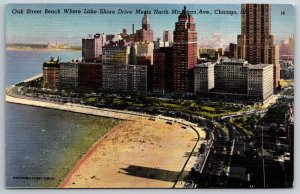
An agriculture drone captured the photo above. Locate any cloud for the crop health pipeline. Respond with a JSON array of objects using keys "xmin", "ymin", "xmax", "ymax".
[{"xmin": 200, "ymin": 33, "xmax": 226, "ymax": 48}]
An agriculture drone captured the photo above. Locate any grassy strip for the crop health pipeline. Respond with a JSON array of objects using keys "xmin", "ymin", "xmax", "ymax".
[
  {"xmin": 229, "ymin": 119, "xmax": 254, "ymax": 138},
  {"xmin": 85, "ymin": 97, "xmax": 97, "ymax": 102}
]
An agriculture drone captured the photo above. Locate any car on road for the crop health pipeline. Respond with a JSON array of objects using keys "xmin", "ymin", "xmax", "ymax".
[
  {"xmin": 149, "ymin": 117, "xmax": 156, "ymax": 121},
  {"xmin": 166, "ymin": 121, "xmax": 173, "ymax": 125}
]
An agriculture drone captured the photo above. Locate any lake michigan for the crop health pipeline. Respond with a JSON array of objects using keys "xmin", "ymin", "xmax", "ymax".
[{"xmin": 5, "ymin": 50, "xmax": 120, "ymax": 187}]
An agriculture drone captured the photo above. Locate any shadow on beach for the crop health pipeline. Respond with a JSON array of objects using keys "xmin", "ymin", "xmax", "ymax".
[{"xmin": 120, "ymin": 165, "xmax": 188, "ymax": 182}]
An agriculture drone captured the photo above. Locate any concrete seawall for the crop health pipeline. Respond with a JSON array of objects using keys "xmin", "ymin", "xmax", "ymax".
[
  {"xmin": 6, "ymin": 94, "xmax": 145, "ymax": 121},
  {"xmin": 6, "ymin": 72, "xmax": 146, "ymax": 121}
]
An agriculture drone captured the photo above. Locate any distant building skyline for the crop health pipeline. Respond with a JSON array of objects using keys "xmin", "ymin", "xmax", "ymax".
[
  {"xmin": 6, "ymin": 4, "xmax": 294, "ymax": 46},
  {"xmin": 40, "ymin": 5, "xmax": 286, "ymax": 101}
]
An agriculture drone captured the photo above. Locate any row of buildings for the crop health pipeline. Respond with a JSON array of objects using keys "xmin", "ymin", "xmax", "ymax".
[
  {"xmin": 43, "ymin": 4, "xmax": 282, "ymax": 102},
  {"xmin": 43, "ymin": 58, "xmax": 148, "ymax": 92},
  {"xmin": 194, "ymin": 59, "xmax": 274, "ymax": 102},
  {"xmin": 42, "ymin": 56, "xmax": 275, "ymax": 102}
]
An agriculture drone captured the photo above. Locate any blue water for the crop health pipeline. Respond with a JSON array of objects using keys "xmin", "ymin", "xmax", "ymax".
[
  {"xmin": 6, "ymin": 50, "xmax": 80, "ymax": 86},
  {"xmin": 5, "ymin": 50, "xmax": 115, "ymax": 188},
  {"xmin": 6, "ymin": 103, "xmax": 117, "ymax": 187}
]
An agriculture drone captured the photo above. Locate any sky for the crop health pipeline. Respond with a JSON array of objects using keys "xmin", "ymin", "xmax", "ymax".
[{"xmin": 6, "ymin": 4, "xmax": 295, "ymax": 46}]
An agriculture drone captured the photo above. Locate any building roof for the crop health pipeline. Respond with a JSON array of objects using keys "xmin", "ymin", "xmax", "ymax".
[
  {"xmin": 247, "ymin": 64, "xmax": 273, "ymax": 69},
  {"xmin": 216, "ymin": 58, "xmax": 274, "ymax": 70},
  {"xmin": 222, "ymin": 58, "xmax": 247, "ymax": 64},
  {"xmin": 195, "ymin": 62, "xmax": 215, "ymax": 67},
  {"xmin": 43, "ymin": 57, "xmax": 60, "ymax": 67},
  {"xmin": 43, "ymin": 62, "xmax": 59, "ymax": 68},
  {"xmin": 142, "ymin": 13, "xmax": 150, "ymax": 24},
  {"xmin": 179, "ymin": 6, "xmax": 189, "ymax": 18},
  {"xmin": 82, "ymin": 33, "xmax": 105, "ymax": 40},
  {"xmin": 178, "ymin": 6, "xmax": 194, "ymax": 20}
]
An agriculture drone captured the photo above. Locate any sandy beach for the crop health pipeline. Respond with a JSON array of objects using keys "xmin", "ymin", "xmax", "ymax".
[
  {"xmin": 6, "ymin": 78, "xmax": 206, "ymax": 188},
  {"xmin": 7, "ymin": 93, "xmax": 205, "ymax": 188},
  {"xmin": 60, "ymin": 118, "xmax": 201, "ymax": 188}
]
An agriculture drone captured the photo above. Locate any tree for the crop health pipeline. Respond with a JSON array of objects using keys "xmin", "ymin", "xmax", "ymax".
[
  {"xmin": 266, "ymin": 104, "xmax": 289, "ymax": 125},
  {"xmin": 247, "ymin": 116, "xmax": 257, "ymax": 130},
  {"xmin": 189, "ymin": 167, "xmax": 200, "ymax": 183}
]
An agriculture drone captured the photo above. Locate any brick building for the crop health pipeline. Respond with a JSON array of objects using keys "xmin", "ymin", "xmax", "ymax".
[{"xmin": 173, "ymin": 6, "xmax": 198, "ymax": 93}]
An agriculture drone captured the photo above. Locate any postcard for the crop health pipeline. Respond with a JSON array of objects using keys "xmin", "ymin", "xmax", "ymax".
[{"xmin": 5, "ymin": 3, "xmax": 294, "ymax": 188}]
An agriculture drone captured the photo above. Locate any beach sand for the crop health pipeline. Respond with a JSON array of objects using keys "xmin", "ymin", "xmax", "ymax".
[
  {"xmin": 60, "ymin": 118, "xmax": 200, "ymax": 188},
  {"xmin": 7, "ymin": 85, "xmax": 204, "ymax": 188}
]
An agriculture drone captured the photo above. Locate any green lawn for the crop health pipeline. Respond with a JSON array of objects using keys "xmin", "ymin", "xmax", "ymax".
[
  {"xmin": 85, "ymin": 97, "xmax": 97, "ymax": 102},
  {"xmin": 156, "ymin": 102, "xmax": 182, "ymax": 109},
  {"xmin": 201, "ymin": 106, "xmax": 216, "ymax": 112},
  {"xmin": 150, "ymin": 100, "xmax": 245, "ymax": 118},
  {"xmin": 229, "ymin": 119, "xmax": 254, "ymax": 138}
]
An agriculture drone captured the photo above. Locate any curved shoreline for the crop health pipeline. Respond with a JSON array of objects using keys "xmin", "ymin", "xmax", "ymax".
[
  {"xmin": 58, "ymin": 118, "xmax": 204, "ymax": 188},
  {"xmin": 7, "ymin": 93, "xmax": 204, "ymax": 188},
  {"xmin": 6, "ymin": 77, "xmax": 207, "ymax": 188},
  {"xmin": 59, "ymin": 121, "xmax": 128, "ymax": 188},
  {"xmin": 6, "ymin": 94, "xmax": 145, "ymax": 121}
]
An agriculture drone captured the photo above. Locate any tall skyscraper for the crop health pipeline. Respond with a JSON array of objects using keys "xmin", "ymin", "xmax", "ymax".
[
  {"xmin": 59, "ymin": 62, "xmax": 79, "ymax": 89},
  {"xmin": 154, "ymin": 38, "xmax": 170, "ymax": 50},
  {"xmin": 135, "ymin": 42, "xmax": 154, "ymax": 64},
  {"xmin": 153, "ymin": 47, "xmax": 173, "ymax": 93},
  {"xmin": 135, "ymin": 14, "xmax": 154, "ymax": 42},
  {"xmin": 288, "ymin": 34, "xmax": 294, "ymax": 56},
  {"xmin": 279, "ymin": 40, "xmax": 291, "ymax": 60},
  {"xmin": 42, "ymin": 58, "xmax": 60, "ymax": 89},
  {"xmin": 102, "ymin": 40, "xmax": 130, "ymax": 92},
  {"xmin": 173, "ymin": 6, "xmax": 198, "ymax": 93},
  {"xmin": 78, "ymin": 63, "xmax": 103, "ymax": 90},
  {"xmin": 229, "ymin": 43, "xmax": 237, "ymax": 58},
  {"xmin": 127, "ymin": 65, "xmax": 148, "ymax": 92},
  {"xmin": 129, "ymin": 45, "xmax": 137, "ymax": 65},
  {"xmin": 82, "ymin": 33, "xmax": 106, "ymax": 61},
  {"xmin": 163, "ymin": 30, "xmax": 173, "ymax": 45},
  {"xmin": 194, "ymin": 63, "xmax": 215, "ymax": 94},
  {"xmin": 237, "ymin": 4, "xmax": 280, "ymax": 93}
]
